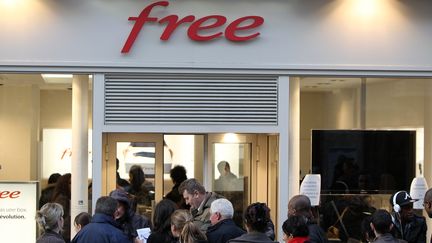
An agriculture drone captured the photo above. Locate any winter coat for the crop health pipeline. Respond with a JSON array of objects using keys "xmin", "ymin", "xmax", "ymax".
[
  {"xmin": 307, "ymin": 223, "xmax": 328, "ymax": 243},
  {"xmin": 109, "ymin": 189, "xmax": 151, "ymax": 240},
  {"xmin": 71, "ymin": 213, "xmax": 131, "ymax": 243},
  {"xmin": 39, "ymin": 185, "xmax": 55, "ymax": 209},
  {"xmin": 288, "ymin": 237, "xmax": 309, "ymax": 243},
  {"xmin": 228, "ymin": 232, "xmax": 278, "ymax": 243},
  {"xmin": 206, "ymin": 219, "xmax": 246, "ymax": 243},
  {"xmin": 373, "ymin": 233, "xmax": 407, "ymax": 243},
  {"xmin": 191, "ymin": 192, "xmax": 224, "ymax": 232},
  {"xmin": 37, "ymin": 230, "xmax": 65, "ymax": 243},
  {"xmin": 147, "ymin": 230, "xmax": 177, "ymax": 243},
  {"xmin": 391, "ymin": 214, "xmax": 427, "ymax": 243},
  {"xmin": 165, "ymin": 182, "xmax": 188, "ymax": 209}
]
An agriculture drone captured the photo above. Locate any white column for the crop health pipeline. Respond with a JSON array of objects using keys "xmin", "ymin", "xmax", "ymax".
[
  {"xmin": 71, "ymin": 75, "xmax": 89, "ymax": 239},
  {"xmin": 92, "ymin": 74, "xmax": 105, "ymax": 213},
  {"xmin": 288, "ymin": 77, "xmax": 300, "ymax": 198},
  {"xmin": 277, "ymin": 77, "xmax": 292, "ymax": 239}
]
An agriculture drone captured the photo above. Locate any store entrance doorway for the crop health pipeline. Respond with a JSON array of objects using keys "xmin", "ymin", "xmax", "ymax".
[{"xmin": 102, "ymin": 133, "xmax": 279, "ymax": 227}]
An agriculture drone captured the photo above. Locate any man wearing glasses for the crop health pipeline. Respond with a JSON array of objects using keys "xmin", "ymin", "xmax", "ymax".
[{"xmin": 423, "ymin": 188, "xmax": 432, "ymax": 218}]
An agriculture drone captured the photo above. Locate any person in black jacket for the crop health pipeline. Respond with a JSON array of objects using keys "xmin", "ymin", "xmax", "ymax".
[
  {"xmin": 370, "ymin": 209, "xmax": 405, "ymax": 243},
  {"xmin": 165, "ymin": 165, "xmax": 189, "ymax": 209},
  {"xmin": 229, "ymin": 202, "xmax": 278, "ymax": 243},
  {"xmin": 109, "ymin": 189, "xmax": 151, "ymax": 242},
  {"xmin": 288, "ymin": 195, "xmax": 328, "ymax": 243},
  {"xmin": 39, "ymin": 173, "xmax": 61, "ymax": 209},
  {"xmin": 147, "ymin": 199, "xmax": 178, "ymax": 243},
  {"xmin": 71, "ymin": 196, "xmax": 130, "ymax": 243},
  {"xmin": 390, "ymin": 191, "xmax": 426, "ymax": 243},
  {"xmin": 206, "ymin": 198, "xmax": 245, "ymax": 243}
]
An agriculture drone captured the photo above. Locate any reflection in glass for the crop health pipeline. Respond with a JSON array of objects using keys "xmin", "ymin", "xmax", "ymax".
[
  {"xmin": 213, "ymin": 143, "xmax": 250, "ymax": 228},
  {"xmin": 116, "ymin": 142, "xmax": 155, "ymax": 217}
]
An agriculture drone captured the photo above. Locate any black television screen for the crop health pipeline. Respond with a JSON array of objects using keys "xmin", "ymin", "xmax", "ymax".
[{"xmin": 311, "ymin": 130, "xmax": 416, "ymax": 194}]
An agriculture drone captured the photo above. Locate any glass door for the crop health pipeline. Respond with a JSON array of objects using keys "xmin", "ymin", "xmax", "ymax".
[
  {"xmin": 207, "ymin": 133, "xmax": 279, "ymax": 232},
  {"xmin": 207, "ymin": 134, "xmax": 256, "ymax": 228},
  {"xmin": 104, "ymin": 133, "xmax": 164, "ymax": 217}
]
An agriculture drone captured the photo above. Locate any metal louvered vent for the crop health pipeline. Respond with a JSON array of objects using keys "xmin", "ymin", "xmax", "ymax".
[{"xmin": 104, "ymin": 74, "xmax": 278, "ymax": 125}]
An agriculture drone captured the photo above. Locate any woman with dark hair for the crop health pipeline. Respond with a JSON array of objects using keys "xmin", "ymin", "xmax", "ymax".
[
  {"xmin": 73, "ymin": 212, "xmax": 92, "ymax": 234},
  {"xmin": 127, "ymin": 165, "xmax": 154, "ymax": 206},
  {"xmin": 165, "ymin": 165, "xmax": 189, "ymax": 209},
  {"xmin": 39, "ymin": 173, "xmax": 61, "ymax": 209},
  {"xmin": 229, "ymin": 202, "xmax": 278, "ymax": 243},
  {"xmin": 282, "ymin": 215, "xmax": 309, "ymax": 243},
  {"xmin": 109, "ymin": 189, "xmax": 151, "ymax": 242},
  {"xmin": 52, "ymin": 173, "xmax": 72, "ymax": 243},
  {"xmin": 147, "ymin": 199, "xmax": 178, "ymax": 243}
]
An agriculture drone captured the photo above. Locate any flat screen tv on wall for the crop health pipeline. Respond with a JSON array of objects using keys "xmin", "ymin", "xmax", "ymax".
[{"xmin": 311, "ymin": 130, "xmax": 416, "ymax": 194}]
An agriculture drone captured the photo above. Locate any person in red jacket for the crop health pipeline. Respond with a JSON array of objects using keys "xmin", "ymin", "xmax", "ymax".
[{"xmin": 282, "ymin": 215, "xmax": 309, "ymax": 243}]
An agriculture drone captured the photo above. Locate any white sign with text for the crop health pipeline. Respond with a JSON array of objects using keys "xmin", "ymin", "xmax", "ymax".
[
  {"xmin": 300, "ymin": 174, "xmax": 321, "ymax": 206},
  {"xmin": 0, "ymin": 182, "xmax": 38, "ymax": 242}
]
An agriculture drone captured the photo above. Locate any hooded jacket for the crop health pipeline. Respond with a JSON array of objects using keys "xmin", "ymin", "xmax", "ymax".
[{"xmin": 109, "ymin": 189, "xmax": 151, "ymax": 240}]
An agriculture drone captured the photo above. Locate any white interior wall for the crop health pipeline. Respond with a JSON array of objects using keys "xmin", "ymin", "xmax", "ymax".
[
  {"xmin": 0, "ymin": 85, "xmax": 36, "ymax": 180},
  {"xmin": 300, "ymin": 92, "xmax": 326, "ymax": 177},
  {"xmin": 0, "ymin": 87, "xmax": 92, "ymax": 183},
  {"xmin": 40, "ymin": 90, "xmax": 72, "ymax": 128},
  {"xmin": 365, "ymin": 80, "xmax": 425, "ymax": 128}
]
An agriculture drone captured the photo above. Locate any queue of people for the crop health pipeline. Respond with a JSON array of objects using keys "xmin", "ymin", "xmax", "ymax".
[{"xmin": 37, "ymin": 165, "xmax": 432, "ymax": 243}]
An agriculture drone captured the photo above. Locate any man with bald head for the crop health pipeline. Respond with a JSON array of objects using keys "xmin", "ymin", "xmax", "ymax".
[
  {"xmin": 288, "ymin": 195, "xmax": 328, "ymax": 243},
  {"xmin": 423, "ymin": 188, "xmax": 432, "ymax": 243},
  {"xmin": 423, "ymin": 188, "xmax": 432, "ymax": 218}
]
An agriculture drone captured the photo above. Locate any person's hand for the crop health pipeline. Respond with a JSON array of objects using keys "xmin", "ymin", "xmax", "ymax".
[{"xmin": 134, "ymin": 237, "xmax": 144, "ymax": 243}]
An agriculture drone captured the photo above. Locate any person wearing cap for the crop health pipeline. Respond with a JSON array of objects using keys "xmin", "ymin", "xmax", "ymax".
[{"xmin": 390, "ymin": 191, "xmax": 427, "ymax": 243}]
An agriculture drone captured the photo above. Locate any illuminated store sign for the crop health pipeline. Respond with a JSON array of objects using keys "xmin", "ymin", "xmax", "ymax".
[
  {"xmin": 122, "ymin": 1, "xmax": 265, "ymax": 53},
  {"xmin": 0, "ymin": 182, "xmax": 37, "ymax": 242}
]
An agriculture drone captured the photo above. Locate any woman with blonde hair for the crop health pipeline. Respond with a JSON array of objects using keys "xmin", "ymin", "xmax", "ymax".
[
  {"xmin": 35, "ymin": 202, "xmax": 65, "ymax": 243},
  {"xmin": 171, "ymin": 209, "xmax": 208, "ymax": 243}
]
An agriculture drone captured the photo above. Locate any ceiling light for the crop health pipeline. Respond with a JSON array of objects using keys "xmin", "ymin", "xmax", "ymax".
[
  {"xmin": 41, "ymin": 74, "xmax": 93, "ymax": 84},
  {"xmin": 42, "ymin": 74, "xmax": 72, "ymax": 84}
]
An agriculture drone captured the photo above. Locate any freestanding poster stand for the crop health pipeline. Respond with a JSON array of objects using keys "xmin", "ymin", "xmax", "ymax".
[{"xmin": 0, "ymin": 181, "xmax": 38, "ymax": 242}]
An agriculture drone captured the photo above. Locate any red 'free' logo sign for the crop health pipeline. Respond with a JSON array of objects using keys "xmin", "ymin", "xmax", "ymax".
[{"xmin": 122, "ymin": 1, "xmax": 265, "ymax": 53}]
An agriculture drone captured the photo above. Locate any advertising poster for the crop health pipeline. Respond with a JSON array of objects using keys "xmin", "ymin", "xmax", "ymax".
[{"xmin": 0, "ymin": 182, "xmax": 38, "ymax": 242}]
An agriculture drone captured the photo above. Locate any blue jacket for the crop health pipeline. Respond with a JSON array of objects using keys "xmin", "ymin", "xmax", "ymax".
[
  {"xmin": 71, "ymin": 213, "xmax": 131, "ymax": 243},
  {"xmin": 206, "ymin": 219, "xmax": 245, "ymax": 243}
]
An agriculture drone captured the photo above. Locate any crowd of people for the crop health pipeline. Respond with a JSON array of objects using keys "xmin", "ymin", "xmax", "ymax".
[{"xmin": 35, "ymin": 164, "xmax": 432, "ymax": 243}]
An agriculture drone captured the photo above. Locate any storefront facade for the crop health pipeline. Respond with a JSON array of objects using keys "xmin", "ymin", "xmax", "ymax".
[{"xmin": 1, "ymin": 0, "xmax": 432, "ymax": 241}]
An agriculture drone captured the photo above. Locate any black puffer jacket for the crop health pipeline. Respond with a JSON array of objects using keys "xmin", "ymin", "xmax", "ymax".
[{"xmin": 391, "ymin": 214, "xmax": 427, "ymax": 243}]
